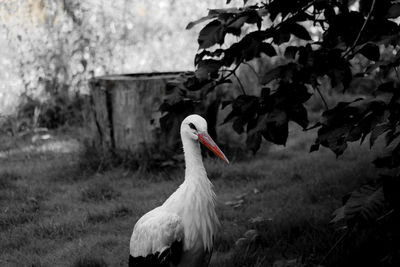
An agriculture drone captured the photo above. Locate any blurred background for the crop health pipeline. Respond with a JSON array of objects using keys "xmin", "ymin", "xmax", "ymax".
[{"xmin": 0, "ymin": 0, "xmax": 233, "ymax": 115}]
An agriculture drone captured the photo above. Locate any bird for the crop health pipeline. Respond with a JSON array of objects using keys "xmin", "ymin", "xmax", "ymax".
[{"xmin": 129, "ymin": 114, "xmax": 229, "ymax": 267}]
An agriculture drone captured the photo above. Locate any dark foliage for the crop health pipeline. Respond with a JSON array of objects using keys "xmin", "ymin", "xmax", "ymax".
[
  {"xmin": 0, "ymin": 92, "xmax": 87, "ymax": 138},
  {"xmin": 161, "ymin": 0, "xmax": 400, "ymax": 265}
]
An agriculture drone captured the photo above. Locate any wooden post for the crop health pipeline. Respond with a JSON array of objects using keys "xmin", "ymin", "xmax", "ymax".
[{"xmin": 88, "ymin": 72, "xmax": 182, "ymax": 157}]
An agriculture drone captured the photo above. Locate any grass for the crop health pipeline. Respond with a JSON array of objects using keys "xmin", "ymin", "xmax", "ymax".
[
  {"xmin": 81, "ymin": 183, "xmax": 121, "ymax": 202},
  {"xmin": 0, "ymin": 124, "xmax": 383, "ymax": 266}
]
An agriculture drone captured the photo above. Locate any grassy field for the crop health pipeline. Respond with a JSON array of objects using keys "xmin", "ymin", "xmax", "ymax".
[{"xmin": 0, "ymin": 125, "xmax": 383, "ymax": 267}]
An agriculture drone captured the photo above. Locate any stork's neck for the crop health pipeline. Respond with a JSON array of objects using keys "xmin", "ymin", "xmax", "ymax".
[
  {"xmin": 182, "ymin": 137, "xmax": 207, "ymax": 182},
  {"xmin": 169, "ymin": 134, "xmax": 219, "ymax": 252}
]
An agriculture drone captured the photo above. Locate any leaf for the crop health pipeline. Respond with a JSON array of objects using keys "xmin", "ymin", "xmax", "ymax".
[
  {"xmin": 309, "ymin": 143, "xmax": 320, "ymax": 152},
  {"xmin": 328, "ymin": 63, "xmax": 353, "ymax": 89},
  {"xmin": 324, "ymin": 6, "xmax": 336, "ymax": 22},
  {"xmin": 187, "ymin": 8, "xmax": 241, "ymax": 30},
  {"xmin": 375, "ymin": 81, "xmax": 396, "ymax": 95},
  {"xmin": 283, "ymin": 83, "xmax": 312, "ymax": 104},
  {"xmin": 242, "ymin": 10, "xmax": 262, "ymax": 28},
  {"xmin": 223, "ymin": 110, "xmax": 237, "ymax": 124},
  {"xmin": 221, "ymin": 100, "xmax": 232, "ymax": 110},
  {"xmin": 330, "ymin": 206, "xmax": 345, "ymax": 224},
  {"xmin": 288, "ymin": 104, "xmax": 308, "ymax": 129},
  {"xmin": 350, "ymin": 107, "xmax": 386, "ymax": 144},
  {"xmin": 318, "ymin": 126, "xmax": 349, "ymax": 156},
  {"xmin": 159, "ymin": 99, "xmax": 196, "ymax": 132},
  {"xmin": 358, "ymin": 43, "xmax": 380, "ymax": 61},
  {"xmin": 374, "ymin": 142, "xmax": 400, "ymax": 169},
  {"xmin": 188, "ymin": 7, "xmax": 244, "ymax": 30},
  {"xmin": 315, "ymin": 99, "xmax": 387, "ymax": 156},
  {"xmin": 262, "ymin": 122, "xmax": 288, "ymax": 145},
  {"xmin": 370, "ymin": 122, "xmax": 391, "ymax": 147},
  {"xmin": 221, "ymin": 30, "xmax": 273, "ymax": 65},
  {"xmin": 209, "ymin": 8, "xmax": 242, "ymax": 15},
  {"xmin": 261, "ymin": 87, "xmax": 270, "ymax": 100},
  {"xmin": 320, "ymin": 99, "xmax": 360, "ymax": 125},
  {"xmin": 386, "ymin": 3, "xmax": 400, "ymax": 18},
  {"xmin": 194, "ymin": 49, "xmax": 224, "ymax": 66},
  {"xmin": 180, "ymin": 74, "xmax": 216, "ymax": 92},
  {"xmin": 226, "ymin": 16, "xmax": 249, "ymax": 36},
  {"xmin": 261, "ymin": 68, "xmax": 281, "ymax": 84},
  {"xmin": 246, "ymin": 131, "xmax": 262, "ymax": 154},
  {"xmin": 285, "ymin": 22, "xmax": 312, "ymax": 41},
  {"xmin": 261, "ymin": 63, "xmax": 298, "ymax": 84},
  {"xmin": 382, "ymin": 175, "xmax": 400, "ymax": 210},
  {"xmin": 232, "ymin": 95, "xmax": 259, "ymax": 114},
  {"xmin": 344, "ymin": 185, "xmax": 385, "ymax": 222},
  {"xmin": 195, "ymin": 59, "xmax": 223, "ymax": 81},
  {"xmin": 261, "ymin": 109, "xmax": 289, "ymax": 145},
  {"xmin": 224, "ymin": 95, "xmax": 259, "ymax": 134},
  {"xmin": 259, "ymin": 43, "xmax": 277, "ymax": 57},
  {"xmin": 273, "ymin": 30, "xmax": 291, "ymax": 45},
  {"xmin": 186, "ymin": 13, "xmax": 219, "ymax": 30},
  {"xmin": 233, "ymin": 117, "xmax": 246, "ymax": 134},
  {"xmin": 284, "ymin": 46, "xmax": 299, "ymax": 59},
  {"xmin": 323, "ymin": 12, "xmax": 365, "ymax": 48},
  {"xmin": 385, "ymin": 129, "xmax": 400, "ymax": 147},
  {"xmin": 239, "ymin": 32, "xmax": 276, "ymax": 61},
  {"xmin": 198, "ymin": 20, "xmax": 226, "ymax": 49},
  {"xmin": 331, "ymin": 184, "xmax": 386, "ymax": 224}
]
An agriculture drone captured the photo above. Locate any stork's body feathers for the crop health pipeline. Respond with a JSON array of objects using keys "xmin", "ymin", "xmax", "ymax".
[
  {"xmin": 129, "ymin": 115, "xmax": 229, "ymax": 267},
  {"xmin": 130, "ymin": 209, "xmax": 184, "ymax": 257},
  {"xmin": 129, "ymin": 209, "xmax": 183, "ymax": 266}
]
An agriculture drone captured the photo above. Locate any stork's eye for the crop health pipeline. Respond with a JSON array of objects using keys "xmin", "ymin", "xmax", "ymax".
[{"xmin": 189, "ymin": 123, "xmax": 197, "ymax": 131}]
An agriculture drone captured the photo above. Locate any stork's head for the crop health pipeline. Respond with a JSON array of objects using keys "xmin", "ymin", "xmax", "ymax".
[{"xmin": 181, "ymin": 114, "xmax": 229, "ymax": 164}]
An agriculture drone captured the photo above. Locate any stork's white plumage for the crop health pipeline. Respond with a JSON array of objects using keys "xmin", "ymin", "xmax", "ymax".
[{"xmin": 129, "ymin": 114, "xmax": 229, "ymax": 267}]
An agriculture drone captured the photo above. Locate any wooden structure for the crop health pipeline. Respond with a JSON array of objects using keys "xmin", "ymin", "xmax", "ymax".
[{"xmin": 89, "ymin": 72, "xmax": 182, "ymax": 156}]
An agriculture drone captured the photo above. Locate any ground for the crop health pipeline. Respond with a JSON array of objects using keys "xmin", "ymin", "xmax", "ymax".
[{"xmin": 0, "ymin": 125, "xmax": 382, "ymax": 267}]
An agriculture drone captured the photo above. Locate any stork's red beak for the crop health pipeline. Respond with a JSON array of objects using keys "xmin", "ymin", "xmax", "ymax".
[{"xmin": 198, "ymin": 133, "xmax": 229, "ymax": 164}]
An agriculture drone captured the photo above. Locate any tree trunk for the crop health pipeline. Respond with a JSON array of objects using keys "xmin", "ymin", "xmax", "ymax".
[{"xmin": 89, "ymin": 72, "xmax": 182, "ymax": 158}]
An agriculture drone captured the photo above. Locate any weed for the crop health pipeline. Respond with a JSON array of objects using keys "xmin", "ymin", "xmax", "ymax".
[
  {"xmin": 0, "ymin": 231, "xmax": 29, "ymax": 251},
  {"xmin": 0, "ymin": 186, "xmax": 29, "ymax": 202},
  {"xmin": 78, "ymin": 144, "xmax": 114, "ymax": 173},
  {"xmin": 0, "ymin": 212, "xmax": 36, "ymax": 231},
  {"xmin": 72, "ymin": 255, "xmax": 108, "ymax": 267},
  {"xmin": 81, "ymin": 183, "xmax": 121, "ymax": 202},
  {"xmin": 33, "ymin": 221, "xmax": 87, "ymax": 240},
  {"xmin": 0, "ymin": 171, "xmax": 21, "ymax": 189},
  {"xmin": 87, "ymin": 206, "xmax": 131, "ymax": 224}
]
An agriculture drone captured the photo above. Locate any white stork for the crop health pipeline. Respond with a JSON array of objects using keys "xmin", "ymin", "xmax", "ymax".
[{"xmin": 129, "ymin": 114, "xmax": 229, "ymax": 267}]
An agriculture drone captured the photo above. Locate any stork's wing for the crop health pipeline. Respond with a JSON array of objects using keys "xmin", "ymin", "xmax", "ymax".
[{"xmin": 129, "ymin": 208, "xmax": 184, "ymax": 266}]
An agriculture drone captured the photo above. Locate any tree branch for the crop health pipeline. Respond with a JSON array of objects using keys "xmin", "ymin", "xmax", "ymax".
[
  {"xmin": 219, "ymin": 61, "xmax": 243, "ymax": 81},
  {"xmin": 220, "ymin": 61, "xmax": 247, "ymax": 95},
  {"xmin": 275, "ymin": 0, "xmax": 316, "ymax": 30},
  {"xmin": 201, "ymin": 62, "xmax": 244, "ymax": 94},
  {"xmin": 314, "ymin": 85, "xmax": 329, "ymax": 110},
  {"xmin": 319, "ymin": 230, "xmax": 348, "ymax": 265},
  {"xmin": 343, "ymin": 0, "xmax": 376, "ymax": 58},
  {"xmin": 376, "ymin": 209, "xmax": 394, "ymax": 222},
  {"xmin": 232, "ymin": 72, "xmax": 247, "ymax": 95}
]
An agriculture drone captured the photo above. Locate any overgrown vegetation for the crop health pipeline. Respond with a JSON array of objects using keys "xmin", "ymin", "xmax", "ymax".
[
  {"xmin": 162, "ymin": 0, "xmax": 400, "ymax": 265},
  {"xmin": 0, "ymin": 128, "xmax": 380, "ymax": 266}
]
